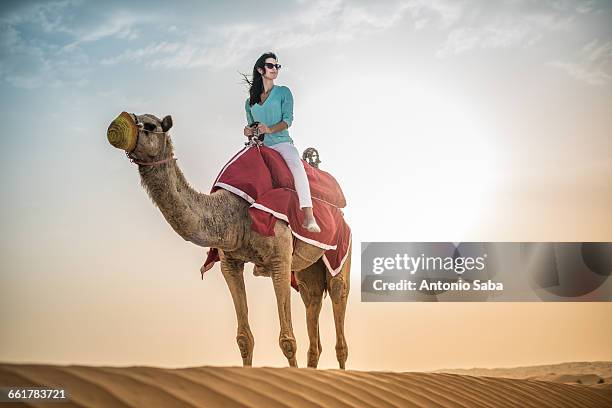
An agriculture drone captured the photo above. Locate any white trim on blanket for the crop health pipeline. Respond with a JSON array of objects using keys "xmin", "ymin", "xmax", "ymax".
[
  {"xmin": 214, "ymin": 182, "xmax": 255, "ymax": 204},
  {"xmin": 250, "ymin": 202, "xmax": 337, "ymax": 251},
  {"xmin": 214, "ymin": 146, "xmax": 250, "ymax": 185},
  {"xmin": 322, "ymin": 231, "xmax": 352, "ymax": 276}
]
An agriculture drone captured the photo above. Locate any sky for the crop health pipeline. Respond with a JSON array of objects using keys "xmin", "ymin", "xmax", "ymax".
[{"xmin": 1, "ymin": 0, "xmax": 611, "ymax": 371}]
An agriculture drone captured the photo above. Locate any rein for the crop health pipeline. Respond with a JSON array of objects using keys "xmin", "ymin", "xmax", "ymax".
[{"xmin": 126, "ymin": 151, "xmax": 176, "ymax": 166}]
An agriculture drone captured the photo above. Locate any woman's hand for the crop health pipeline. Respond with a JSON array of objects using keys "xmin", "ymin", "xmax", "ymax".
[
  {"xmin": 257, "ymin": 123, "xmax": 272, "ymax": 134},
  {"xmin": 244, "ymin": 126, "xmax": 253, "ymax": 137}
]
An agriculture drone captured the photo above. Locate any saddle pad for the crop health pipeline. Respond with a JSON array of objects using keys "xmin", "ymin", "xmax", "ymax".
[{"xmin": 201, "ymin": 145, "xmax": 351, "ymax": 290}]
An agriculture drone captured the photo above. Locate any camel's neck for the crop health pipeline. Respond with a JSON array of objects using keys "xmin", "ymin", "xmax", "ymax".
[{"xmin": 138, "ymin": 157, "xmax": 245, "ymax": 250}]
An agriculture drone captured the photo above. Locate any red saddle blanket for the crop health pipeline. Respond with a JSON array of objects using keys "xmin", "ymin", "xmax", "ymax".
[{"xmin": 201, "ymin": 145, "xmax": 351, "ymax": 291}]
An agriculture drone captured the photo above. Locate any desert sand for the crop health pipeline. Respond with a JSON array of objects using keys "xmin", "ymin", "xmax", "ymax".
[
  {"xmin": 1, "ymin": 362, "xmax": 611, "ymax": 407},
  {"xmin": 434, "ymin": 361, "xmax": 612, "ymax": 388}
]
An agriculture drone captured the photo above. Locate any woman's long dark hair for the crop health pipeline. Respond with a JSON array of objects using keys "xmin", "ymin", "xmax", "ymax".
[{"xmin": 242, "ymin": 52, "xmax": 277, "ymax": 107}]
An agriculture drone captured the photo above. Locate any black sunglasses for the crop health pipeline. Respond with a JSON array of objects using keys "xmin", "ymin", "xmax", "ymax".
[{"xmin": 264, "ymin": 62, "xmax": 281, "ymax": 70}]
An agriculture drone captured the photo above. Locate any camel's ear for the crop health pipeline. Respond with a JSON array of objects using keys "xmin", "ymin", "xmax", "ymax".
[{"xmin": 161, "ymin": 115, "xmax": 173, "ymax": 132}]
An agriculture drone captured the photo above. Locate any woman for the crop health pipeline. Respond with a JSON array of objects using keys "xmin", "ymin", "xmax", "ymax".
[{"xmin": 243, "ymin": 52, "xmax": 320, "ymax": 233}]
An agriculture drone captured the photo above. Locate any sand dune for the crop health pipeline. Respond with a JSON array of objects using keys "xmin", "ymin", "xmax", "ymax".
[
  {"xmin": 434, "ymin": 361, "xmax": 612, "ymax": 379},
  {"xmin": 434, "ymin": 361, "xmax": 612, "ymax": 388},
  {"xmin": 1, "ymin": 363, "xmax": 611, "ymax": 407}
]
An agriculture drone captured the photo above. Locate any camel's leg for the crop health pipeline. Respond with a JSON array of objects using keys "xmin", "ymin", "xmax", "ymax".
[
  {"xmin": 327, "ymin": 245, "xmax": 351, "ymax": 369},
  {"xmin": 269, "ymin": 243, "xmax": 298, "ymax": 367},
  {"xmin": 219, "ymin": 252, "xmax": 254, "ymax": 367},
  {"xmin": 295, "ymin": 260, "xmax": 326, "ymax": 368}
]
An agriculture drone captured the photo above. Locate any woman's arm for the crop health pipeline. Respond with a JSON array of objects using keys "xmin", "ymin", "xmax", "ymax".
[
  {"xmin": 245, "ymin": 99, "xmax": 255, "ymax": 125},
  {"xmin": 268, "ymin": 121, "xmax": 288, "ymax": 133},
  {"xmin": 280, "ymin": 87, "xmax": 293, "ymax": 127},
  {"xmin": 244, "ymin": 99, "xmax": 254, "ymax": 136},
  {"xmin": 257, "ymin": 120, "xmax": 288, "ymax": 134}
]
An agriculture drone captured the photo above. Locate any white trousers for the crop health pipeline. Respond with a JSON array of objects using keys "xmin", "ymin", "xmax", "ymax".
[{"xmin": 268, "ymin": 142, "xmax": 313, "ymax": 208}]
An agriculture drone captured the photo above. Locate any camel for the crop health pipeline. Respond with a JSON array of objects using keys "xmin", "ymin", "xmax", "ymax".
[{"xmin": 107, "ymin": 112, "xmax": 351, "ymax": 369}]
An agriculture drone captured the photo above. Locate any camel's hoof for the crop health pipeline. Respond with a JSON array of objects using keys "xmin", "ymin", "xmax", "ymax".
[
  {"xmin": 307, "ymin": 343, "xmax": 321, "ymax": 368},
  {"xmin": 307, "ymin": 352, "xmax": 320, "ymax": 368},
  {"xmin": 336, "ymin": 343, "xmax": 348, "ymax": 369},
  {"xmin": 280, "ymin": 338, "xmax": 296, "ymax": 360},
  {"xmin": 236, "ymin": 334, "xmax": 253, "ymax": 359}
]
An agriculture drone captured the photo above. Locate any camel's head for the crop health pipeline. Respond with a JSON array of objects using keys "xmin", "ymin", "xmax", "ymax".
[{"xmin": 107, "ymin": 112, "xmax": 173, "ymax": 160}]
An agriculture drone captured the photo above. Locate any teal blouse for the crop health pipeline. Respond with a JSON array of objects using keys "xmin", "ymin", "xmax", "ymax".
[{"xmin": 245, "ymin": 85, "xmax": 294, "ymax": 146}]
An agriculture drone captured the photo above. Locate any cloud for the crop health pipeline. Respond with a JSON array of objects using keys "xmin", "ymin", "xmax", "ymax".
[
  {"xmin": 436, "ymin": 24, "xmax": 540, "ymax": 57},
  {"xmin": 64, "ymin": 12, "xmax": 144, "ymax": 50},
  {"xmin": 156, "ymin": 0, "xmax": 414, "ymax": 69},
  {"xmin": 100, "ymin": 41, "xmax": 180, "ymax": 65},
  {"xmin": 2, "ymin": 0, "xmax": 81, "ymax": 35},
  {"xmin": 403, "ymin": 0, "xmax": 463, "ymax": 30},
  {"xmin": 435, "ymin": 1, "xmax": 580, "ymax": 58},
  {"xmin": 100, "ymin": 0, "xmax": 448, "ymax": 70},
  {"xmin": 547, "ymin": 0, "xmax": 597, "ymax": 14},
  {"xmin": 0, "ymin": 0, "xmax": 145, "ymax": 89},
  {"xmin": 2, "ymin": 0, "xmax": 344, "ymax": 87},
  {"xmin": 550, "ymin": 39, "xmax": 612, "ymax": 85},
  {"xmin": 1, "ymin": 0, "xmax": 609, "ymax": 89}
]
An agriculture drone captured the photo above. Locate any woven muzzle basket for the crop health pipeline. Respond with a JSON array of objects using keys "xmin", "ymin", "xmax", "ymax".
[{"xmin": 107, "ymin": 111, "xmax": 138, "ymax": 152}]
